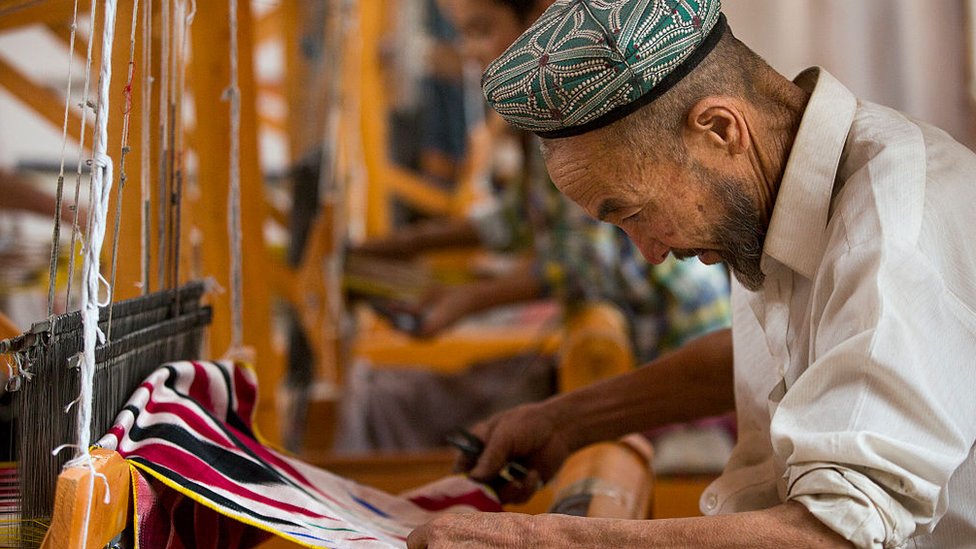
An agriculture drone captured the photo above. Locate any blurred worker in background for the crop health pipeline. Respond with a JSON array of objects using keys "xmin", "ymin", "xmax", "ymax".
[{"xmin": 356, "ymin": 0, "xmax": 731, "ymax": 365}]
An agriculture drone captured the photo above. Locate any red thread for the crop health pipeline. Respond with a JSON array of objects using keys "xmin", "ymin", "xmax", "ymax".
[{"xmin": 121, "ymin": 60, "xmax": 135, "ymax": 115}]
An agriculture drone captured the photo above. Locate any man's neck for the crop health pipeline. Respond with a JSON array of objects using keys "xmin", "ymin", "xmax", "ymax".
[{"xmin": 749, "ymin": 75, "xmax": 811, "ymax": 223}]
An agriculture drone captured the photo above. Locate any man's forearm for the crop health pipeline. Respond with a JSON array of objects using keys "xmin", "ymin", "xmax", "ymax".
[
  {"xmin": 570, "ymin": 503, "xmax": 851, "ymax": 548},
  {"xmin": 546, "ymin": 327, "xmax": 735, "ymax": 449},
  {"xmin": 404, "ymin": 219, "xmax": 483, "ymax": 254},
  {"xmin": 457, "ymin": 261, "xmax": 544, "ymax": 315},
  {"xmin": 408, "ymin": 502, "xmax": 852, "ymax": 548}
]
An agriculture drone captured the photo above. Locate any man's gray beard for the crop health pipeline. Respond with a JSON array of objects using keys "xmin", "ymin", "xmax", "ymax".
[{"xmin": 673, "ymin": 177, "xmax": 767, "ymax": 291}]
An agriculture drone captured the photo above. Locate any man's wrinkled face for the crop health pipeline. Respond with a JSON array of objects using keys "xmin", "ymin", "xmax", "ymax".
[
  {"xmin": 543, "ymin": 136, "xmax": 768, "ymax": 290},
  {"xmin": 443, "ymin": 0, "xmax": 527, "ymax": 69}
]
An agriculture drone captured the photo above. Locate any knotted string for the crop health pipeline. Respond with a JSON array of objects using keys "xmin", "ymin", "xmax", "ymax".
[{"xmin": 64, "ymin": 3, "xmax": 119, "ymax": 549}]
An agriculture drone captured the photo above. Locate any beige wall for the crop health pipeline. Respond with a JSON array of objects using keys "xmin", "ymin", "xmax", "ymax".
[{"xmin": 723, "ymin": 0, "xmax": 976, "ymax": 147}]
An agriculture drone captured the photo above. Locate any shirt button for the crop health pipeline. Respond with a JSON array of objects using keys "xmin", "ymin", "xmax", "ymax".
[{"xmin": 703, "ymin": 492, "xmax": 718, "ymax": 511}]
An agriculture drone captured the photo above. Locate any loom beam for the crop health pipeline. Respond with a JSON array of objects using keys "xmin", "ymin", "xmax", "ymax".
[{"xmin": 40, "ymin": 448, "xmax": 130, "ymax": 549}]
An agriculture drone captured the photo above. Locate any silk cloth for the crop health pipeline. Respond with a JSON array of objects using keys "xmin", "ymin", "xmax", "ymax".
[{"xmin": 97, "ymin": 360, "xmax": 501, "ymax": 548}]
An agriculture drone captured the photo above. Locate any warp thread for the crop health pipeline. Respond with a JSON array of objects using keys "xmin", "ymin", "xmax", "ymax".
[
  {"xmin": 65, "ymin": 0, "xmax": 101, "ymax": 311},
  {"xmin": 140, "ymin": 0, "xmax": 153, "ymax": 293},
  {"xmin": 47, "ymin": 0, "xmax": 83, "ymax": 317},
  {"xmin": 107, "ymin": 0, "xmax": 141, "ymax": 340},
  {"xmin": 225, "ymin": 0, "xmax": 245, "ymax": 356},
  {"xmin": 156, "ymin": 0, "xmax": 171, "ymax": 291}
]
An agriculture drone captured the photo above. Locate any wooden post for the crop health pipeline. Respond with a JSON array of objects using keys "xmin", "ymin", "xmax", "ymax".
[
  {"xmin": 189, "ymin": 0, "xmax": 282, "ymax": 443},
  {"xmin": 40, "ymin": 449, "xmax": 131, "ymax": 549},
  {"xmin": 0, "ymin": 312, "xmax": 19, "ymax": 340},
  {"xmin": 357, "ymin": 0, "xmax": 392, "ymax": 237},
  {"xmin": 558, "ymin": 302, "xmax": 635, "ymax": 393}
]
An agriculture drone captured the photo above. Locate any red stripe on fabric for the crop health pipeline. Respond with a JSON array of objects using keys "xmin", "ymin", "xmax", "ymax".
[
  {"xmin": 345, "ymin": 537, "xmax": 381, "ymax": 542},
  {"xmin": 106, "ymin": 424, "xmax": 127, "ymax": 442},
  {"xmin": 408, "ymin": 490, "xmax": 502, "ymax": 513},
  {"xmin": 188, "ymin": 361, "xmax": 215, "ymax": 414},
  {"xmin": 231, "ymin": 363, "xmax": 256, "ymax": 429},
  {"xmin": 133, "ymin": 444, "xmax": 340, "ymax": 520},
  {"xmin": 141, "ymin": 398, "xmax": 236, "ymax": 449}
]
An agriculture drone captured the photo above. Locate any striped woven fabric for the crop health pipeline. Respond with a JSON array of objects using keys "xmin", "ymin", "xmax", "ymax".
[
  {"xmin": 0, "ymin": 462, "xmax": 17, "ymax": 547},
  {"xmin": 97, "ymin": 360, "xmax": 501, "ymax": 548}
]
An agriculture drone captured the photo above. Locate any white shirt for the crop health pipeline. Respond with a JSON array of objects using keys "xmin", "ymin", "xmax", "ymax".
[{"xmin": 701, "ymin": 68, "xmax": 976, "ymax": 548}]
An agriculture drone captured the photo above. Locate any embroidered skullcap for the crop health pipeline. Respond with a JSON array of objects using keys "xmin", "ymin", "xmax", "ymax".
[{"xmin": 482, "ymin": 0, "xmax": 726, "ymax": 138}]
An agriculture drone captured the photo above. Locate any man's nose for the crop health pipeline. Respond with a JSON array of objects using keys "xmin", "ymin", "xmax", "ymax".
[
  {"xmin": 642, "ymin": 240, "xmax": 671, "ymax": 265},
  {"xmin": 624, "ymin": 228, "xmax": 670, "ymax": 265}
]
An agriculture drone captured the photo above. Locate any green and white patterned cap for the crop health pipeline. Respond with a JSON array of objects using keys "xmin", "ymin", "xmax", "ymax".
[{"xmin": 482, "ymin": 0, "xmax": 725, "ymax": 138}]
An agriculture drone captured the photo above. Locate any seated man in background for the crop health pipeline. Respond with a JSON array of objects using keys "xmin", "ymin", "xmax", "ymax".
[
  {"xmin": 407, "ymin": 0, "xmax": 976, "ymax": 547},
  {"xmin": 357, "ymin": 0, "xmax": 731, "ymax": 365}
]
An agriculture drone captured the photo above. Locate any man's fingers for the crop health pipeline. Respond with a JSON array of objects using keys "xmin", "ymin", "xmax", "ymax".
[
  {"xmin": 470, "ymin": 444, "xmax": 510, "ymax": 480},
  {"xmin": 494, "ymin": 469, "xmax": 543, "ymax": 504},
  {"xmin": 406, "ymin": 523, "xmax": 429, "ymax": 549}
]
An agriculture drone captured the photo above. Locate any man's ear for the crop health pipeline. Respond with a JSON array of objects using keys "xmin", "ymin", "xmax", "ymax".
[{"xmin": 684, "ymin": 97, "xmax": 750, "ymax": 156}]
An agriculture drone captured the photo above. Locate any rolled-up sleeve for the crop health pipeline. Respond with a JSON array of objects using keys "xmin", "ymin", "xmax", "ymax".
[{"xmin": 769, "ymin": 238, "xmax": 976, "ymax": 548}]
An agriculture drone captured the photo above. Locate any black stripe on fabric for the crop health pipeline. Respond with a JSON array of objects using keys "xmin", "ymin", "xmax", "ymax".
[
  {"xmin": 211, "ymin": 359, "xmax": 236, "ymax": 422},
  {"xmin": 130, "ymin": 456, "xmax": 301, "ymax": 529},
  {"xmin": 128, "ymin": 422, "xmax": 283, "ymax": 486},
  {"xmin": 537, "ymin": 13, "xmax": 729, "ymax": 139},
  {"xmin": 225, "ymin": 406, "xmax": 255, "ymax": 440}
]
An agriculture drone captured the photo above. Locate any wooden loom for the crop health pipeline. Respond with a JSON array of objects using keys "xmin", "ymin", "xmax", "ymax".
[{"xmin": 0, "ymin": 1, "xmax": 668, "ymax": 547}]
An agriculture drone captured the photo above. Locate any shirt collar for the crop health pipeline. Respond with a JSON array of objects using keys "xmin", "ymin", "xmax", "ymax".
[{"xmin": 762, "ymin": 67, "xmax": 858, "ymax": 280}]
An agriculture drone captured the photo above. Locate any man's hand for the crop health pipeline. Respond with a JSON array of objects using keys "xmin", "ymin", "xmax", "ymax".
[
  {"xmin": 412, "ymin": 284, "xmax": 474, "ymax": 337},
  {"xmin": 372, "ymin": 283, "xmax": 473, "ymax": 338},
  {"xmin": 458, "ymin": 400, "xmax": 575, "ymax": 503}
]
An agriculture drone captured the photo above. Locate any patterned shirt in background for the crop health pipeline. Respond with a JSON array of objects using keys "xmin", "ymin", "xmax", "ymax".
[{"xmin": 472, "ymin": 135, "xmax": 731, "ymax": 363}]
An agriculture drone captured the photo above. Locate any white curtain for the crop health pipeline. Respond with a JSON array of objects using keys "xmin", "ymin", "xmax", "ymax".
[{"xmin": 723, "ymin": 0, "xmax": 976, "ymax": 148}]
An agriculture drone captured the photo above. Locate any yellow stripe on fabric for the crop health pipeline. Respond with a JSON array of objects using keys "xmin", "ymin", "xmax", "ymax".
[
  {"xmin": 129, "ymin": 464, "xmax": 141, "ymax": 549},
  {"xmin": 125, "ymin": 459, "xmax": 334, "ymax": 549}
]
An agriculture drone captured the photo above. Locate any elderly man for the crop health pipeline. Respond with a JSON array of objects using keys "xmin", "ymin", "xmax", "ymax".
[{"xmin": 406, "ymin": 0, "xmax": 976, "ymax": 547}]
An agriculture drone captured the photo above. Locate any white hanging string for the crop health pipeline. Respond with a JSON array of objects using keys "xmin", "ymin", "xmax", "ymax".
[
  {"xmin": 140, "ymin": 0, "xmax": 153, "ymax": 294},
  {"xmin": 225, "ymin": 0, "xmax": 245, "ymax": 355},
  {"xmin": 47, "ymin": 0, "xmax": 83, "ymax": 317},
  {"xmin": 65, "ymin": 0, "xmax": 100, "ymax": 310},
  {"xmin": 63, "ymin": 3, "xmax": 119, "ymax": 548},
  {"xmin": 68, "ymin": 0, "xmax": 118, "ymax": 464}
]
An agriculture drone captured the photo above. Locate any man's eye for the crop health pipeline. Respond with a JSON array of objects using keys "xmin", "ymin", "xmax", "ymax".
[{"xmin": 620, "ymin": 211, "xmax": 640, "ymax": 223}]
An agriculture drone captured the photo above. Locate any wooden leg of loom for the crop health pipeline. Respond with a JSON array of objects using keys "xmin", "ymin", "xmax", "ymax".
[
  {"xmin": 41, "ymin": 448, "xmax": 131, "ymax": 549},
  {"xmin": 547, "ymin": 434, "xmax": 656, "ymax": 519},
  {"xmin": 558, "ymin": 302, "xmax": 635, "ymax": 393}
]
